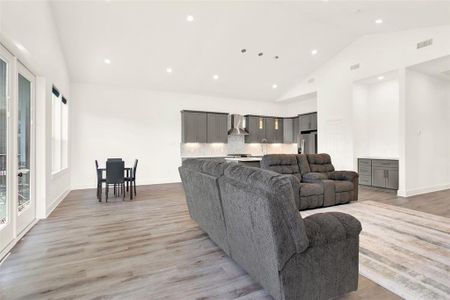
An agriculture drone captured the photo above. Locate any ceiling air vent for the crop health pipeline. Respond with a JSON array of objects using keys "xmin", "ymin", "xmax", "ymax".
[
  {"xmin": 307, "ymin": 78, "xmax": 315, "ymax": 84},
  {"xmin": 417, "ymin": 39, "xmax": 433, "ymax": 49},
  {"xmin": 350, "ymin": 63, "xmax": 360, "ymax": 71}
]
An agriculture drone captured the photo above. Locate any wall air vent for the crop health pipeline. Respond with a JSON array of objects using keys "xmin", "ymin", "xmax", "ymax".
[
  {"xmin": 417, "ymin": 39, "xmax": 433, "ymax": 49},
  {"xmin": 307, "ymin": 78, "xmax": 315, "ymax": 84},
  {"xmin": 350, "ymin": 63, "xmax": 360, "ymax": 71}
]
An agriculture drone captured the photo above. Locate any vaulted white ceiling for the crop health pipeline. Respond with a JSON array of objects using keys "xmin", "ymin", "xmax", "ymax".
[{"xmin": 50, "ymin": 1, "xmax": 450, "ymax": 101}]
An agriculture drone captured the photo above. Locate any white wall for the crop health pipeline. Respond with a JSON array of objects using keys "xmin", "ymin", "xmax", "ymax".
[
  {"xmin": 282, "ymin": 25, "xmax": 450, "ymax": 174},
  {"xmin": 353, "ymin": 78, "xmax": 399, "ymax": 159},
  {"xmin": 280, "ymin": 96, "xmax": 317, "ymax": 117},
  {"xmin": 0, "ymin": 1, "xmax": 71, "ymax": 216},
  {"xmin": 404, "ymin": 69, "xmax": 450, "ymax": 196},
  {"xmin": 70, "ymin": 83, "xmax": 289, "ymax": 189}
]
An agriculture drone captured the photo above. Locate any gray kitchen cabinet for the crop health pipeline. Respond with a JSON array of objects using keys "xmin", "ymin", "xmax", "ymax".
[
  {"xmin": 386, "ymin": 169, "xmax": 399, "ymax": 189},
  {"xmin": 245, "ymin": 116, "xmax": 265, "ymax": 143},
  {"xmin": 359, "ymin": 158, "xmax": 399, "ymax": 190},
  {"xmin": 293, "ymin": 116, "xmax": 300, "ymax": 143},
  {"xmin": 371, "ymin": 167, "xmax": 386, "ymax": 188},
  {"xmin": 283, "ymin": 118, "xmax": 294, "ymax": 143},
  {"xmin": 273, "ymin": 118, "xmax": 284, "ymax": 143},
  {"xmin": 299, "ymin": 113, "xmax": 317, "ymax": 132},
  {"xmin": 181, "ymin": 111, "xmax": 207, "ymax": 143},
  {"xmin": 207, "ymin": 113, "xmax": 228, "ymax": 143},
  {"xmin": 264, "ymin": 117, "xmax": 275, "ymax": 143}
]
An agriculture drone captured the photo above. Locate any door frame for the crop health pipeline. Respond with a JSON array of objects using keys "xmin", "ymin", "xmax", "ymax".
[
  {"xmin": 0, "ymin": 44, "xmax": 15, "ymax": 257},
  {"xmin": 15, "ymin": 62, "xmax": 36, "ymax": 235}
]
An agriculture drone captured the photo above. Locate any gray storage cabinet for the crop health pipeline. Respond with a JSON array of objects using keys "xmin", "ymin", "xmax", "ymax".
[
  {"xmin": 358, "ymin": 158, "xmax": 399, "ymax": 190},
  {"xmin": 207, "ymin": 113, "xmax": 228, "ymax": 143},
  {"xmin": 245, "ymin": 116, "xmax": 266, "ymax": 143},
  {"xmin": 182, "ymin": 110, "xmax": 228, "ymax": 143},
  {"xmin": 181, "ymin": 111, "xmax": 207, "ymax": 143},
  {"xmin": 283, "ymin": 118, "xmax": 294, "ymax": 143},
  {"xmin": 299, "ymin": 113, "xmax": 317, "ymax": 132},
  {"xmin": 273, "ymin": 118, "xmax": 284, "ymax": 143}
]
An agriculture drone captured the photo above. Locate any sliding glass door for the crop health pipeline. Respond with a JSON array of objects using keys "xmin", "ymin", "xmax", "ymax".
[
  {"xmin": 0, "ymin": 46, "xmax": 13, "ymax": 254},
  {"xmin": 0, "ymin": 45, "xmax": 36, "ymax": 256},
  {"xmin": 16, "ymin": 64, "xmax": 35, "ymax": 234}
]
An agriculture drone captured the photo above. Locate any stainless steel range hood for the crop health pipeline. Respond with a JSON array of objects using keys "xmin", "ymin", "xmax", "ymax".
[{"xmin": 228, "ymin": 114, "xmax": 249, "ymax": 136}]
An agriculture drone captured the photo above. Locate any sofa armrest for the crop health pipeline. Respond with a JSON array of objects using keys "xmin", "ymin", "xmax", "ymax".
[
  {"xmin": 303, "ymin": 212, "xmax": 362, "ymax": 248},
  {"xmin": 302, "ymin": 172, "xmax": 328, "ymax": 183},
  {"xmin": 328, "ymin": 170, "xmax": 358, "ymax": 182},
  {"xmin": 280, "ymin": 174, "xmax": 301, "ymax": 210}
]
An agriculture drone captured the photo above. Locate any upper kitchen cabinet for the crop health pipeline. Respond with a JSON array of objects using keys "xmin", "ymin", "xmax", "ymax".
[
  {"xmin": 181, "ymin": 111, "xmax": 207, "ymax": 143},
  {"xmin": 299, "ymin": 112, "xmax": 317, "ymax": 132},
  {"xmin": 245, "ymin": 115, "xmax": 266, "ymax": 143},
  {"xmin": 272, "ymin": 117, "xmax": 284, "ymax": 143},
  {"xmin": 245, "ymin": 116, "xmax": 283, "ymax": 143},
  {"xmin": 283, "ymin": 117, "xmax": 300, "ymax": 144},
  {"xmin": 207, "ymin": 112, "xmax": 228, "ymax": 143},
  {"xmin": 181, "ymin": 110, "xmax": 228, "ymax": 143}
]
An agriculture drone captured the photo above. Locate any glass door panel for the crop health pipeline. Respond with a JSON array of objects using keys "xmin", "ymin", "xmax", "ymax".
[
  {"xmin": 0, "ymin": 58, "xmax": 7, "ymax": 226},
  {"xmin": 16, "ymin": 64, "xmax": 35, "ymax": 234},
  {"xmin": 0, "ymin": 46, "xmax": 13, "ymax": 256}
]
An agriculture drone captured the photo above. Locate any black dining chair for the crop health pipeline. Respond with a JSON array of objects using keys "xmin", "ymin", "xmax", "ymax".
[
  {"xmin": 125, "ymin": 159, "xmax": 138, "ymax": 199},
  {"xmin": 95, "ymin": 160, "xmax": 106, "ymax": 202},
  {"xmin": 105, "ymin": 160, "xmax": 125, "ymax": 202},
  {"xmin": 107, "ymin": 158, "xmax": 122, "ymax": 161}
]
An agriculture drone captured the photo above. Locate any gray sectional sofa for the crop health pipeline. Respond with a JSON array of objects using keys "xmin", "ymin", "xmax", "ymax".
[
  {"xmin": 261, "ymin": 154, "xmax": 359, "ymax": 210},
  {"xmin": 179, "ymin": 159, "xmax": 362, "ymax": 300}
]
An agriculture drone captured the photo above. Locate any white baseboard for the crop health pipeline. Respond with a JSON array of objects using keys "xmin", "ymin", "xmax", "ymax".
[
  {"xmin": 401, "ymin": 183, "xmax": 450, "ymax": 197},
  {"xmin": 46, "ymin": 189, "xmax": 71, "ymax": 218}
]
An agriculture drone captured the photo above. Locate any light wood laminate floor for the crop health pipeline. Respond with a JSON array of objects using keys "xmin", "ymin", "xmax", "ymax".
[{"xmin": 0, "ymin": 184, "xmax": 448, "ymax": 299}]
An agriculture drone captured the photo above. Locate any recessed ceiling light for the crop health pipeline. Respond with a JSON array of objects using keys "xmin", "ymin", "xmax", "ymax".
[
  {"xmin": 274, "ymin": 56, "xmax": 279, "ymax": 59},
  {"xmin": 166, "ymin": 67, "xmax": 173, "ymax": 73},
  {"xmin": 15, "ymin": 42, "xmax": 28, "ymax": 53},
  {"xmin": 186, "ymin": 15, "xmax": 194, "ymax": 22},
  {"xmin": 272, "ymin": 84, "xmax": 278, "ymax": 89},
  {"xmin": 258, "ymin": 52, "xmax": 263, "ymax": 56},
  {"xmin": 375, "ymin": 19, "xmax": 383, "ymax": 24},
  {"xmin": 241, "ymin": 49, "xmax": 247, "ymax": 53},
  {"xmin": 311, "ymin": 49, "xmax": 318, "ymax": 55},
  {"xmin": 104, "ymin": 58, "xmax": 111, "ymax": 64},
  {"xmin": 378, "ymin": 76, "xmax": 384, "ymax": 80},
  {"xmin": 213, "ymin": 74, "xmax": 219, "ymax": 80}
]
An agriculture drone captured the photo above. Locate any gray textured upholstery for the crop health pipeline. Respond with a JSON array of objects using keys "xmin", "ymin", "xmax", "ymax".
[
  {"xmin": 260, "ymin": 154, "xmax": 302, "ymax": 181},
  {"xmin": 261, "ymin": 153, "xmax": 359, "ymax": 210},
  {"xmin": 179, "ymin": 159, "xmax": 361, "ymax": 300},
  {"xmin": 178, "ymin": 159, "xmax": 230, "ymax": 254},
  {"xmin": 307, "ymin": 153, "xmax": 335, "ymax": 173}
]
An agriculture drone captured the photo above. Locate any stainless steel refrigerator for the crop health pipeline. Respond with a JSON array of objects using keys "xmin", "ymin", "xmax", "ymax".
[{"xmin": 298, "ymin": 131, "xmax": 317, "ymax": 154}]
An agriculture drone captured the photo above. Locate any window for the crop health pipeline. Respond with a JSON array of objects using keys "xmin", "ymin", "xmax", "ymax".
[{"xmin": 51, "ymin": 86, "xmax": 68, "ymax": 174}]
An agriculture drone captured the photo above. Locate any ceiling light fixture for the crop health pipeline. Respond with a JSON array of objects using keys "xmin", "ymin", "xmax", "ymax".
[
  {"xmin": 186, "ymin": 15, "xmax": 194, "ymax": 22},
  {"xmin": 272, "ymin": 84, "xmax": 278, "ymax": 89},
  {"xmin": 241, "ymin": 49, "xmax": 247, "ymax": 53},
  {"xmin": 258, "ymin": 52, "xmax": 263, "ymax": 56},
  {"xmin": 375, "ymin": 19, "xmax": 383, "ymax": 24},
  {"xmin": 166, "ymin": 67, "xmax": 173, "ymax": 73},
  {"xmin": 378, "ymin": 76, "xmax": 384, "ymax": 80},
  {"xmin": 104, "ymin": 58, "xmax": 111, "ymax": 64},
  {"xmin": 274, "ymin": 56, "xmax": 279, "ymax": 59},
  {"xmin": 311, "ymin": 49, "xmax": 318, "ymax": 55},
  {"xmin": 213, "ymin": 74, "xmax": 219, "ymax": 80}
]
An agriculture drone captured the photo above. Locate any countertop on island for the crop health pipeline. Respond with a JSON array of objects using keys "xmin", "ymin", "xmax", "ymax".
[{"xmin": 224, "ymin": 157, "xmax": 262, "ymax": 162}]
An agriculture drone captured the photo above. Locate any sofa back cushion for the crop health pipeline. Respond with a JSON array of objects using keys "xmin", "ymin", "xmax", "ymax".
[
  {"xmin": 296, "ymin": 154, "xmax": 311, "ymax": 175},
  {"xmin": 219, "ymin": 164, "xmax": 309, "ymax": 299},
  {"xmin": 178, "ymin": 159, "xmax": 230, "ymax": 254},
  {"xmin": 307, "ymin": 153, "xmax": 335, "ymax": 173},
  {"xmin": 260, "ymin": 154, "xmax": 302, "ymax": 180}
]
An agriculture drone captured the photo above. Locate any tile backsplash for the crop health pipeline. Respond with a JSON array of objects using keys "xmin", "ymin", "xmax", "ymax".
[{"xmin": 181, "ymin": 135, "xmax": 297, "ymax": 157}]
